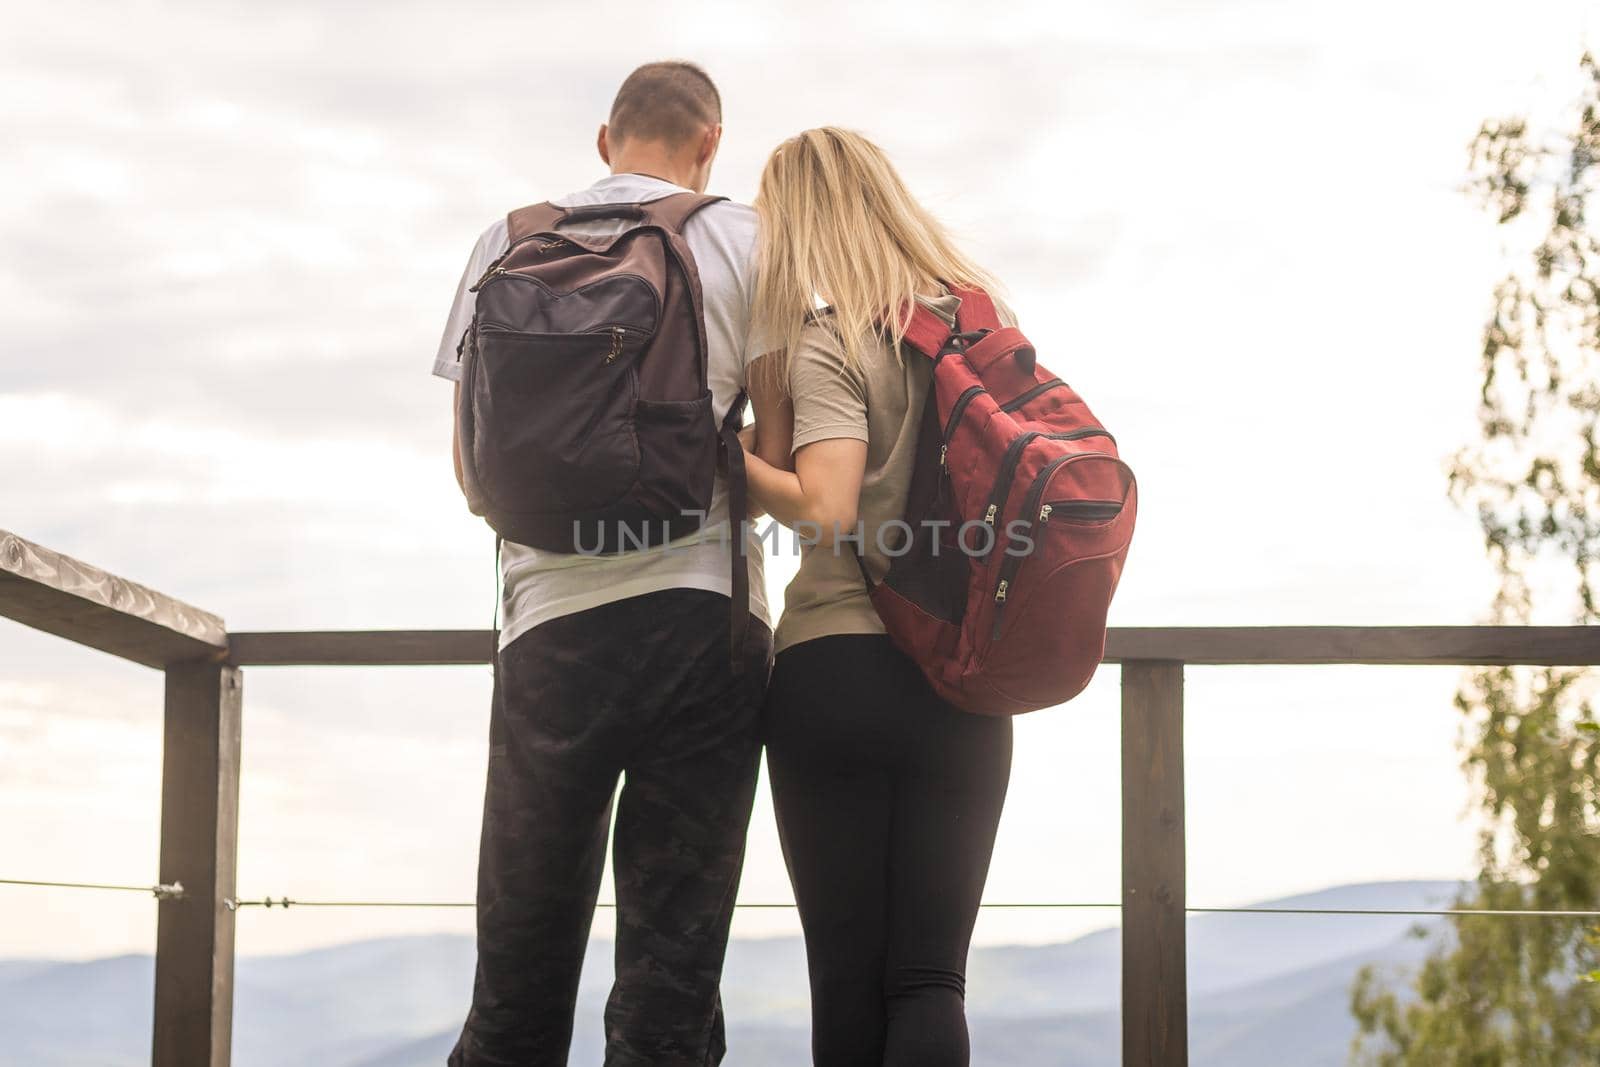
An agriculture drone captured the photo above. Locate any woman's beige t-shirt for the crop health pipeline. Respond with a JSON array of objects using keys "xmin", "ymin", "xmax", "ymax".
[{"xmin": 773, "ymin": 292, "xmax": 1014, "ymax": 655}]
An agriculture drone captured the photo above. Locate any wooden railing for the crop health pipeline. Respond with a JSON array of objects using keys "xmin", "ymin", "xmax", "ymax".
[
  {"xmin": 2, "ymin": 530, "xmax": 234, "ymax": 1066},
  {"xmin": 4, "ymin": 526, "xmax": 1597, "ymax": 1067}
]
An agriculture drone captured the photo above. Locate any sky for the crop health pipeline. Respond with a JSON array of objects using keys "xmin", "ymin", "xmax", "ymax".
[{"xmin": 2, "ymin": 0, "xmax": 1596, "ymax": 967}]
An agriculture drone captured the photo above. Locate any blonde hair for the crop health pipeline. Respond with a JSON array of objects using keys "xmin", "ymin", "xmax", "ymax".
[{"xmin": 751, "ymin": 127, "xmax": 998, "ymax": 383}]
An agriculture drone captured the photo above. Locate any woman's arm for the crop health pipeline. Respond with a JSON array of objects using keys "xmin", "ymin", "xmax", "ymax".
[
  {"xmin": 741, "ymin": 327, "xmax": 868, "ymax": 545},
  {"xmin": 738, "ymin": 352, "xmax": 795, "ymax": 519},
  {"xmin": 743, "ymin": 437, "xmax": 867, "ymax": 546},
  {"xmin": 745, "ymin": 353, "xmax": 795, "ymax": 474}
]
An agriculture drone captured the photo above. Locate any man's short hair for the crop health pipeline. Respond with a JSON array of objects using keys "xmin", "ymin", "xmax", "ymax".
[{"xmin": 607, "ymin": 61, "xmax": 722, "ymax": 148}]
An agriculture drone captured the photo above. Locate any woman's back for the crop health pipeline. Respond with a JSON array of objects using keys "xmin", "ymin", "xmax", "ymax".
[
  {"xmin": 775, "ymin": 291, "xmax": 1015, "ymax": 653},
  {"xmin": 741, "ymin": 125, "xmax": 1015, "ymax": 1067}
]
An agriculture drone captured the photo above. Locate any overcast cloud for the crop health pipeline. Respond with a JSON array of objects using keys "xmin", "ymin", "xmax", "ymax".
[{"xmin": 2, "ymin": 0, "xmax": 1595, "ymax": 961}]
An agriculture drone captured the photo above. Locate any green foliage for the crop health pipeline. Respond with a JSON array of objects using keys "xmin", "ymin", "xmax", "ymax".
[{"xmin": 1350, "ymin": 54, "xmax": 1600, "ymax": 1066}]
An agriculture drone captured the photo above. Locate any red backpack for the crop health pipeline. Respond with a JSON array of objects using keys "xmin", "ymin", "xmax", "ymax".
[{"xmin": 863, "ymin": 287, "xmax": 1136, "ymax": 715}]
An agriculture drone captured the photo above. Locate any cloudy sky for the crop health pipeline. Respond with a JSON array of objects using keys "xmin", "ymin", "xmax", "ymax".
[{"xmin": 2, "ymin": 0, "xmax": 1595, "ymax": 968}]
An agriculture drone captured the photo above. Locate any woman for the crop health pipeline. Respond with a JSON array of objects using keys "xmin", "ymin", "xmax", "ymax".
[{"xmin": 740, "ymin": 127, "xmax": 1015, "ymax": 1067}]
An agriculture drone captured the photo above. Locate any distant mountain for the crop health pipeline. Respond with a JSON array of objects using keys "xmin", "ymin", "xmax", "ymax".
[
  {"xmin": 0, "ymin": 881, "xmax": 1462, "ymax": 1067},
  {"xmin": 964, "ymin": 881, "xmax": 1457, "ymax": 1021}
]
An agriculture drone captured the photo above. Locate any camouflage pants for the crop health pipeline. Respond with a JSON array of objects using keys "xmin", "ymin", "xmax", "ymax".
[{"xmin": 448, "ymin": 589, "xmax": 772, "ymax": 1067}]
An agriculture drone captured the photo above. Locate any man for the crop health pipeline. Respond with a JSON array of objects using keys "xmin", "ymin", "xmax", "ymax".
[{"xmin": 433, "ymin": 61, "xmax": 772, "ymax": 1067}]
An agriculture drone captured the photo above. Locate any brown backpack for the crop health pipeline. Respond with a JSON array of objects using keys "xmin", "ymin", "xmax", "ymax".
[{"xmin": 455, "ymin": 192, "xmax": 750, "ymax": 658}]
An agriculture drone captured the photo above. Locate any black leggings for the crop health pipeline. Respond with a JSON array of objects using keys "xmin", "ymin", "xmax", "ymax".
[{"xmin": 764, "ymin": 635, "xmax": 1013, "ymax": 1067}]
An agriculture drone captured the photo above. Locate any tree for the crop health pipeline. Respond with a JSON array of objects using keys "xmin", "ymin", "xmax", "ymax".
[{"xmin": 1350, "ymin": 54, "xmax": 1600, "ymax": 1065}]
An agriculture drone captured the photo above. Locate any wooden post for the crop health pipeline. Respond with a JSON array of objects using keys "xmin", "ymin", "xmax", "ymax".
[
  {"xmin": 152, "ymin": 661, "xmax": 242, "ymax": 1067},
  {"xmin": 1122, "ymin": 660, "xmax": 1187, "ymax": 1067}
]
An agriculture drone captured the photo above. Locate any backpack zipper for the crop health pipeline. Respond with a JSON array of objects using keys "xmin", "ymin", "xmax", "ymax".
[
  {"xmin": 983, "ymin": 431, "xmax": 1040, "ymax": 526},
  {"xmin": 981, "ymin": 428, "xmax": 1115, "ymax": 535},
  {"xmin": 597, "ymin": 324, "xmax": 649, "ymax": 363},
  {"xmin": 471, "ymin": 265, "xmax": 509, "ymax": 292},
  {"xmin": 469, "ymin": 237, "xmax": 573, "ymax": 292},
  {"xmin": 469, "ymin": 271, "xmax": 663, "ymax": 336},
  {"xmin": 940, "ymin": 385, "xmax": 986, "ymax": 470},
  {"xmin": 1039, "ymin": 499, "xmax": 1122, "ymax": 523},
  {"xmin": 1000, "ymin": 378, "xmax": 1064, "ymax": 413},
  {"xmin": 990, "ymin": 454, "xmax": 1100, "ymax": 639},
  {"xmin": 455, "ymin": 310, "xmax": 477, "ymax": 364},
  {"xmin": 942, "ymin": 380, "xmax": 1085, "ymax": 474},
  {"xmin": 475, "ymin": 320, "xmax": 647, "ymax": 362}
]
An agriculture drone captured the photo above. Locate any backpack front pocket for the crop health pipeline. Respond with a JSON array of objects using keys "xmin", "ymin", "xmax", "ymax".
[
  {"xmin": 634, "ymin": 391, "xmax": 717, "ymax": 518},
  {"xmin": 470, "ymin": 327, "xmax": 643, "ymax": 516}
]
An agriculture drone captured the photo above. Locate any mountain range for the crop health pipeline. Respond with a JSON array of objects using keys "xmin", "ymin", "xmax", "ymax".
[{"xmin": 0, "ymin": 880, "xmax": 1462, "ymax": 1066}]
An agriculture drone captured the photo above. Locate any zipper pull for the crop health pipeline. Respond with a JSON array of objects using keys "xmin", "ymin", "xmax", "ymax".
[
  {"xmin": 995, "ymin": 579, "xmax": 1009, "ymax": 603},
  {"xmin": 605, "ymin": 327, "xmax": 622, "ymax": 364},
  {"xmin": 1039, "ymin": 503, "xmax": 1053, "ymax": 522},
  {"xmin": 469, "ymin": 265, "xmax": 508, "ymax": 293},
  {"xmin": 939, "ymin": 444, "xmax": 948, "ymax": 471},
  {"xmin": 984, "ymin": 504, "xmax": 998, "ymax": 525}
]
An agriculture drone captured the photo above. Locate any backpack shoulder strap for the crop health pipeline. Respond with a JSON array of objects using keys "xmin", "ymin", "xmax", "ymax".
[
  {"xmin": 507, "ymin": 192, "xmax": 726, "ymax": 242},
  {"xmin": 639, "ymin": 191, "xmax": 727, "ymax": 233},
  {"xmin": 898, "ymin": 301, "xmax": 956, "ymax": 359},
  {"xmin": 633, "ymin": 188, "xmax": 746, "ymax": 667},
  {"xmin": 951, "ymin": 285, "xmax": 1002, "ymax": 332},
  {"xmin": 897, "ymin": 285, "xmax": 1002, "ymax": 359},
  {"xmin": 718, "ymin": 399, "xmax": 752, "ymax": 675}
]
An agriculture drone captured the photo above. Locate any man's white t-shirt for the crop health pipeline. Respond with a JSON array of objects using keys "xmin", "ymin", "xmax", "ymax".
[{"xmin": 434, "ymin": 173, "xmax": 770, "ymax": 650}]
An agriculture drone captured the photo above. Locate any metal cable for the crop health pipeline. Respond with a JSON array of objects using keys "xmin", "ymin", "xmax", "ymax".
[
  {"xmin": 1187, "ymin": 905, "xmax": 1600, "ymax": 918},
  {"xmin": 0, "ymin": 877, "xmax": 184, "ymax": 900},
  {"xmin": 224, "ymin": 898, "xmax": 1600, "ymax": 918},
  {"xmin": 224, "ymin": 899, "xmax": 1125, "ymax": 910},
  {"xmin": 8, "ymin": 878, "xmax": 1599, "ymax": 919}
]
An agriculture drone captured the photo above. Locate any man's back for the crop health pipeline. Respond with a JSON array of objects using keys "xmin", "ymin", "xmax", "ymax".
[
  {"xmin": 433, "ymin": 172, "xmax": 769, "ymax": 648},
  {"xmin": 441, "ymin": 59, "xmax": 776, "ymax": 1067}
]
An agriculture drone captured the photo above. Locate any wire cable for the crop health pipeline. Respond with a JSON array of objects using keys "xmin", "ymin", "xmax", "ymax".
[
  {"xmin": 1187, "ymin": 905, "xmax": 1600, "ymax": 918},
  {"xmin": 8, "ymin": 878, "xmax": 1598, "ymax": 919},
  {"xmin": 224, "ymin": 899, "xmax": 1124, "ymax": 911},
  {"xmin": 1, "ymin": 877, "xmax": 184, "ymax": 899},
  {"xmin": 224, "ymin": 897, "xmax": 1600, "ymax": 918}
]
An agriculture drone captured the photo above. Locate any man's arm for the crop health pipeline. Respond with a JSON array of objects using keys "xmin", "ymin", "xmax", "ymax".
[
  {"xmin": 436, "ymin": 220, "xmax": 510, "ymax": 498},
  {"xmin": 452, "ymin": 383, "xmax": 464, "ymax": 493}
]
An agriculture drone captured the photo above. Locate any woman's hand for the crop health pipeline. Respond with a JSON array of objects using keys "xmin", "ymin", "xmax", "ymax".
[
  {"xmin": 733, "ymin": 423, "xmax": 769, "ymax": 518},
  {"xmin": 721, "ymin": 423, "xmax": 762, "ymax": 477}
]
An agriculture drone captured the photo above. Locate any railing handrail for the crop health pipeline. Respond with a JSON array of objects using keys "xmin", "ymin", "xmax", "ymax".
[
  {"xmin": 223, "ymin": 624, "xmax": 1600, "ymax": 667},
  {"xmin": 0, "ymin": 528, "xmax": 226, "ymax": 668},
  {"xmin": 6, "ymin": 529, "xmax": 1599, "ymax": 1067}
]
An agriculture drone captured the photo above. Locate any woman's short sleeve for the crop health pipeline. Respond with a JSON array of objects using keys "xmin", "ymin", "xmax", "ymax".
[{"xmin": 788, "ymin": 323, "xmax": 869, "ymax": 454}]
